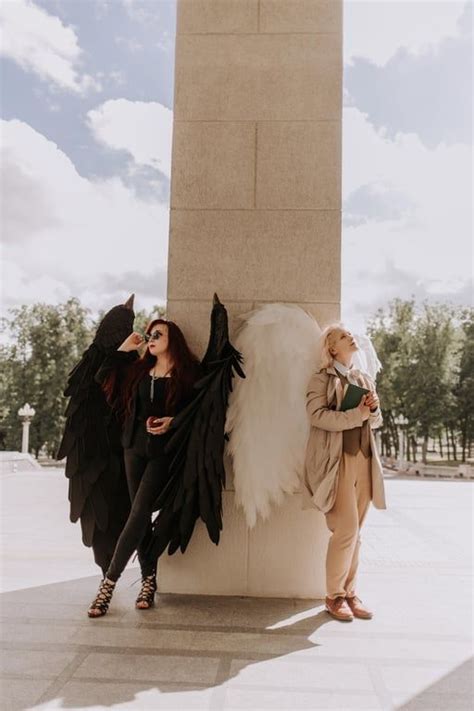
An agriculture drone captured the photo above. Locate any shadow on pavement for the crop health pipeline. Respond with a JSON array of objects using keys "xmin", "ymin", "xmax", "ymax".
[
  {"xmin": 1, "ymin": 572, "xmax": 333, "ymax": 709},
  {"xmin": 396, "ymin": 657, "xmax": 474, "ymax": 710}
]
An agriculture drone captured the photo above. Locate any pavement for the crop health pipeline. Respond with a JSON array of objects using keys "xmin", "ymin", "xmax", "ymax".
[{"xmin": 0, "ymin": 467, "xmax": 472, "ymax": 711}]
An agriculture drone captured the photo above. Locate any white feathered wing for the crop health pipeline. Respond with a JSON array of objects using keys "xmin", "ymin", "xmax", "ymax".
[
  {"xmin": 352, "ymin": 333, "xmax": 382, "ymax": 380},
  {"xmin": 225, "ymin": 304, "xmax": 321, "ymax": 528}
]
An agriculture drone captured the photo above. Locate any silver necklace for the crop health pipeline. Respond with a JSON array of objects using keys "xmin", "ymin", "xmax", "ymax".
[
  {"xmin": 150, "ymin": 369, "xmax": 158, "ymax": 402},
  {"xmin": 150, "ymin": 364, "xmax": 171, "ymax": 401}
]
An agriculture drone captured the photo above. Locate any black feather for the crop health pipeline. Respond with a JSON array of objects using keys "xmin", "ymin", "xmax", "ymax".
[
  {"xmin": 147, "ymin": 294, "xmax": 245, "ymax": 559},
  {"xmin": 56, "ymin": 297, "xmax": 135, "ymax": 573}
]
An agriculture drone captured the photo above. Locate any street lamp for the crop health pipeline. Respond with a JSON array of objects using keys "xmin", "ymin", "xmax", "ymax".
[
  {"xmin": 18, "ymin": 403, "xmax": 36, "ymax": 455},
  {"xmin": 394, "ymin": 414, "xmax": 409, "ymax": 470}
]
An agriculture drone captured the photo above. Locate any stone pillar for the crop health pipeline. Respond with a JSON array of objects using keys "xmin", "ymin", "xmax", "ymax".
[{"xmin": 159, "ymin": 0, "xmax": 343, "ymax": 598}]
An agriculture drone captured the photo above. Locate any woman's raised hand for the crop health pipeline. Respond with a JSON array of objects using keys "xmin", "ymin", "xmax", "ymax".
[{"xmin": 117, "ymin": 331, "xmax": 144, "ymax": 352}]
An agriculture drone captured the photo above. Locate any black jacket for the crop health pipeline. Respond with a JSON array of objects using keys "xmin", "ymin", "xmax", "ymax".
[{"xmin": 94, "ymin": 350, "xmax": 198, "ymax": 452}]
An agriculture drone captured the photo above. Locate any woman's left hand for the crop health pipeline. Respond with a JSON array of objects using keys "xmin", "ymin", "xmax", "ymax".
[{"xmin": 147, "ymin": 416, "xmax": 174, "ymax": 435}]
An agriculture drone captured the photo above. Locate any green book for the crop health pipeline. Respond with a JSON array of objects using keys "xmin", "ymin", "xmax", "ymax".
[{"xmin": 340, "ymin": 383, "xmax": 369, "ymax": 412}]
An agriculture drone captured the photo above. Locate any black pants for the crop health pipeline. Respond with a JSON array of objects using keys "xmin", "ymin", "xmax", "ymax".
[{"xmin": 106, "ymin": 433, "xmax": 171, "ymax": 582}]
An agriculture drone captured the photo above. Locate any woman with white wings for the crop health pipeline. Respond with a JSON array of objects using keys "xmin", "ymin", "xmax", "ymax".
[
  {"xmin": 225, "ymin": 304, "xmax": 386, "ymax": 622},
  {"xmin": 303, "ymin": 323, "xmax": 386, "ymax": 621}
]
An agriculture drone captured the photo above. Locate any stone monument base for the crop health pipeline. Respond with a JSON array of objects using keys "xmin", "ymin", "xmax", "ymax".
[{"xmin": 157, "ymin": 490, "xmax": 328, "ymax": 599}]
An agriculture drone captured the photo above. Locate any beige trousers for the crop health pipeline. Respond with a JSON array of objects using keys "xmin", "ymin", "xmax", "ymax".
[{"xmin": 324, "ymin": 450, "xmax": 372, "ymax": 599}]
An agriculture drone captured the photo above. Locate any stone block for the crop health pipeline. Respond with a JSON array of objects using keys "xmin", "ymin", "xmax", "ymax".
[
  {"xmin": 174, "ymin": 34, "xmax": 342, "ymax": 121},
  {"xmin": 256, "ymin": 121, "xmax": 341, "ymax": 209},
  {"xmin": 260, "ymin": 0, "xmax": 342, "ymax": 34},
  {"xmin": 167, "ymin": 209, "xmax": 341, "ymax": 303},
  {"xmin": 166, "ymin": 298, "xmax": 255, "ymax": 355},
  {"xmin": 0, "ymin": 649, "xmax": 77, "ymax": 678},
  {"xmin": 171, "ymin": 122, "xmax": 256, "ymax": 209},
  {"xmin": 73, "ymin": 652, "xmax": 220, "ymax": 684},
  {"xmin": 247, "ymin": 495, "xmax": 327, "ymax": 598},
  {"xmin": 158, "ymin": 490, "xmax": 328, "ymax": 598},
  {"xmin": 224, "ymin": 688, "xmax": 381, "ymax": 709},
  {"xmin": 49, "ymin": 681, "xmax": 216, "ymax": 709},
  {"xmin": 228, "ymin": 658, "xmax": 373, "ymax": 690},
  {"xmin": 1, "ymin": 679, "xmax": 53, "ymax": 711},
  {"xmin": 158, "ymin": 491, "xmax": 249, "ymax": 596},
  {"xmin": 177, "ymin": 0, "xmax": 259, "ymax": 34},
  {"xmin": 287, "ymin": 301, "xmax": 340, "ymax": 326}
]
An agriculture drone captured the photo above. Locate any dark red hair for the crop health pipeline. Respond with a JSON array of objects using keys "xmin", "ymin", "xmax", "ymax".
[{"xmin": 106, "ymin": 318, "xmax": 201, "ymax": 421}]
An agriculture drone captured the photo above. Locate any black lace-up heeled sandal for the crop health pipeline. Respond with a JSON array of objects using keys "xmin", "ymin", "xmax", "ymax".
[
  {"xmin": 135, "ymin": 574, "xmax": 157, "ymax": 609},
  {"xmin": 87, "ymin": 578, "xmax": 116, "ymax": 618}
]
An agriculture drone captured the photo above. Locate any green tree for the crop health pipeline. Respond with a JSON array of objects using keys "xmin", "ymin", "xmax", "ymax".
[
  {"xmin": 453, "ymin": 308, "xmax": 474, "ymax": 461},
  {"xmin": 368, "ymin": 299, "xmax": 467, "ymax": 464},
  {"xmin": 401, "ymin": 303, "xmax": 456, "ymax": 463},
  {"xmin": 0, "ymin": 299, "xmax": 92, "ymax": 456},
  {"xmin": 367, "ymin": 299, "xmax": 417, "ymax": 458}
]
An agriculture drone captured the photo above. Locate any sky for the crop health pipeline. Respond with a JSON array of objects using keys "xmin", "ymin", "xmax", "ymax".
[{"xmin": 0, "ymin": 0, "xmax": 472, "ymax": 333}]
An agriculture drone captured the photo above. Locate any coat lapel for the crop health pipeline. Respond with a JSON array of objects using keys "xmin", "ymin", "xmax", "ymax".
[{"xmin": 325, "ymin": 365, "xmax": 344, "ymax": 410}]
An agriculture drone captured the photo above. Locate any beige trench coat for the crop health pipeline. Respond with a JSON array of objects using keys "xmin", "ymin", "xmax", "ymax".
[{"xmin": 301, "ymin": 365, "xmax": 387, "ymax": 514}]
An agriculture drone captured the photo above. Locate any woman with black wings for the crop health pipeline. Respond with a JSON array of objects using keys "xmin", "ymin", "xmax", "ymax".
[
  {"xmin": 87, "ymin": 318, "xmax": 201, "ymax": 617},
  {"xmin": 87, "ymin": 295, "xmax": 244, "ymax": 618}
]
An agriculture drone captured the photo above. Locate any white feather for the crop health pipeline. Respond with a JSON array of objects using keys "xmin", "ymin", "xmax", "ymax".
[
  {"xmin": 352, "ymin": 333, "xmax": 382, "ymax": 380},
  {"xmin": 225, "ymin": 304, "xmax": 322, "ymax": 528}
]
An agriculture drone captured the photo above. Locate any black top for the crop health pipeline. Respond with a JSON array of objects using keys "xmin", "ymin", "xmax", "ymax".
[
  {"xmin": 94, "ymin": 350, "xmax": 200, "ymax": 456},
  {"xmin": 135, "ymin": 374, "xmax": 170, "ymax": 420},
  {"xmin": 132, "ymin": 373, "xmax": 198, "ymax": 456}
]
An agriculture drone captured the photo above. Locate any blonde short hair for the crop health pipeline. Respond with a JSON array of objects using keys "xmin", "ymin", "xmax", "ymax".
[{"xmin": 318, "ymin": 322, "xmax": 347, "ymax": 370}]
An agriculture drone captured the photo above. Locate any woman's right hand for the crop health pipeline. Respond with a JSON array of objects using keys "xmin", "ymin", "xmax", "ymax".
[
  {"xmin": 117, "ymin": 331, "xmax": 144, "ymax": 352},
  {"xmin": 357, "ymin": 395, "xmax": 371, "ymax": 421}
]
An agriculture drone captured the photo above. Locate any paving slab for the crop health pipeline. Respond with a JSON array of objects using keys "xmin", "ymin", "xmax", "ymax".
[{"xmin": 0, "ymin": 467, "xmax": 472, "ymax": 710}]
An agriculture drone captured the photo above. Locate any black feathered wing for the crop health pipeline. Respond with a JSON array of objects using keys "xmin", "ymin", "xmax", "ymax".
[
  {"xmin": 57, "ymin": 345, "xmax": 130, "ymax": 558},
  {"xmin": 148, "ymin": 295, "xmax": 245, "ymax": 557},
  {"xmin": 56, "ymin": 299, "xmax": 134, "ymax": 573}
]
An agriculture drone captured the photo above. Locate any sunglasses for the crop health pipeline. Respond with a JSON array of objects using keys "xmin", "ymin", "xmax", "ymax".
[{"xmin": 144, "ymin": 330, "xmax": 163, "ymax": 342}]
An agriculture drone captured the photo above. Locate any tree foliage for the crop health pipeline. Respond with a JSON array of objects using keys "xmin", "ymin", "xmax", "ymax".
[
  {"xmin": 0, "ymin": 299, "xmax": 92, "ymax": 456},
  {"xmin": 368, "ymin": 300, "xmax": 473, "ymax": 463},
  {"xmin": 0, "ymin": 300, "xmax": 166, "ymax": 456}
]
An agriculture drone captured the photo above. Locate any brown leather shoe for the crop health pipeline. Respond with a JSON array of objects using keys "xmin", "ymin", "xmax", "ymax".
[
  {"xmin": 325, "ymin": 595, "xmax": 354, "ymax": 621},
  {"xmin": 346, "ymin": 595, "xmax": 373, "ymax": 619}
]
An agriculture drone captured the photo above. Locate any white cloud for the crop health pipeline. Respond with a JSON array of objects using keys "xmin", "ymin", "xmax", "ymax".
[
  {"xmin": 86, "ymin": 99, "xmax": 173, "ymax": 179},
  {"xmin": 0, "ymin": 0, "xmax": 100, "ymax": 94},
  {"xmin": 121, "ymin": 0, "xmax": 161, "ymax": 25},
  {"xmin": 1, "ymin": 260, "xmax": 71, "ymax": 308},
  {"xmin": 114, "ymin": 35, "xmax": 145, "ymax": 53},
  {"xmin": 344, "ymin": 0, "xmax": 466, "ymax": 66},
  {"xmin": 343, "ymin": 181, "xmax": 417, "ymax": 227},
  {"xmin": 341, "ymin": 106, "xmax": 472, "ymax": 330},
  {"xmin": 155, "ymin": 30, "xmax": 174, "ymax": 54},
  {"xmin": 108, "ymin": 70, "xmax": 127, "ymax": 87},
  {"xmin": 344, "ymin": 3, "xmax": 472, "ymax": 148},
  {"xmin": 0, "ymin": 119, "xmax": 170, "ymax": 315}
]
